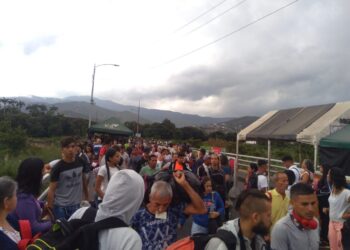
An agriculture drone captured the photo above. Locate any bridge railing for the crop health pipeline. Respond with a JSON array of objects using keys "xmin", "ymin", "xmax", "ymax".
[{"xmin": 193, "ymin": 149, "xmax": 298, "ymax": 176}]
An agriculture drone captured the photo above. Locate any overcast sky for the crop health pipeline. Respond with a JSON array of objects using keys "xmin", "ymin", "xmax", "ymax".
[{"xmin": 0, "ymin": 0, "xmax": 349, "ymax": 118}]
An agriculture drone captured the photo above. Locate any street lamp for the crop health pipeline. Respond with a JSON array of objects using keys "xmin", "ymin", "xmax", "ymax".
[{"xmin": 88, "ymin": 63, "xmax": 119, "ymax": 128}]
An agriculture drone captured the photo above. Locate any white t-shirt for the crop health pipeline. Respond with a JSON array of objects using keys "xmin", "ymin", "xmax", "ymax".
[
  {"xmin": 329, "ymin": 188, "xmax": 350, "ymax": 222},
  {"xmin": 289, "ymin": 165, "xmax": 301, "ymax": 184},
  {"xmin": 97, "ymin": 165, "xmax": 119, "ymax": 197},
  {"xmin": 70, "ymin": 207, "xmax": 142, "ymax": 250},
  {"xmin": 257, "ymin": 175, "xmax": 268, "ymax": 191}
]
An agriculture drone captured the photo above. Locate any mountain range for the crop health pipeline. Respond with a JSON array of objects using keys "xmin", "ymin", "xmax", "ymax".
[{"xmin": 15, "ymin": 95, "xmax": 258, "ymax": 129}]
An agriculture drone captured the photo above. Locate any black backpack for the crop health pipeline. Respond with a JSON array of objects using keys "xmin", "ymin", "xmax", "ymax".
[
  {"xmin": 247, "ymin": 172, "xmax": 260, "ymax": 189},
  {"xmin": 143, "ymin": 168, "xmax": 202, "ymax": 205},
  {"xmin": 195, "ymin": 230, "xmax": 236, "ymax": 250},
  {"xmin": 27, "ymin": 207, "xmax": 128, "ymax": 250}
]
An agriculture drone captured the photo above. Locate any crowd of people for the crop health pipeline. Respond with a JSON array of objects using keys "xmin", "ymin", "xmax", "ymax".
[{"xmin": 0, "ymin": 135, "xmax": 350, "ymax": 250}]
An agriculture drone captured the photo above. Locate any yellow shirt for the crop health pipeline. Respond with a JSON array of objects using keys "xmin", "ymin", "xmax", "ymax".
[{"xmin": 267, "ymin": 188, "xmax": 290, "ymax": 227}]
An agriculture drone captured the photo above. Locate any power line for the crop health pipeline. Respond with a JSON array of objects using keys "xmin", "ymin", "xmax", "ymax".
[
  {"xmin": 152, "ymin": 0, "xmax": 299, "ymax": 69},
  {"xmin": 183, "ymin": 0, "xmax": 248, "ymax": 37},
  {"xmin": 173, "ymin": 0, "xmax": 230, "ymax": 34},
  {"xmin": 153, "ymin": 0, "xmax": 230, "ymax": 44}
]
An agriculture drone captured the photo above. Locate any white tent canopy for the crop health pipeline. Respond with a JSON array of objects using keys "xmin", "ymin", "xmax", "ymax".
[
  {"xmin": 237, "ymin": 101, "xmax": 350, "ymax": 144},
  {"xmin": 234, "ymin": 101, "xmax": 350, "ymax": 189}
]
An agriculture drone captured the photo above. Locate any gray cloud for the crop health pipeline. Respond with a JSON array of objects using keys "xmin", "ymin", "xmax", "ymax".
[
  {"xmin": 23, "ymin": 35, "xmax": 57, "ymax": 55},
  {"xmin": 103, "ymin": 0, "xmax": 350, "ymax": 118}
]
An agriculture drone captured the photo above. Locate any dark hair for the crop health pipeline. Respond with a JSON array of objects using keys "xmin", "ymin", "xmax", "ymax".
[
  {"xmin": 0, "ymin": 176, "xmax": 17, "ymax": 210},
  {"xmin": 258, "ymin": 159, "xmax": 267, "ymax": 167},
  {"xmin": 201, "ymin": 176, "xmax": 212, "ymax": 193},
  {"xmin": 249, "ymin": 163, "xmax": 258, "ymax": 172},
  {"xmin": 16, "ymin": 158, "xmax": 44, "ymax": 197},
  {"xmin": 143, "ymin": 147, "xmax": 151, "ymax": 154},
  {"xmin": 329, "ymin": 167, "xmax": 347, "ymax": 190},
  {"xmin": 318, "ymin": 164, "xmax": 331, "ymax": 189},
  {"xmin": 282, "ymin": 155, "xmax": 293, "ymax": 162},
  {"xmin": 302, "ymin": 159, "xmax": 314, "ymax": 173},
  {"xmin": 61, "ymin": 136, "xmax": 76, "ymax": 148},
  {"xmin": 235, "ymin": 189, "xmax": 270, "ymax": 219},
  {"xmin": 105, "ymin": 148, "xmax": 119, "ymax": 181},
  {"xmin": 149, "ymin": 154, "xmax": 157, "ymax": 161},
  {"xmin": 200, "ymin": 148, "xmax": 206, "ymax": 155},
  {"xmin": 102, "ymin": 136, "xmax": 113, "ymax": 145},
  {"xmin": 220, "ymin": 154, "xmax": 229, "ymax": 166},
  {"xmin": 284, "ymin": 169, "xmax": 296, "ymax": 185},
  {"xmin": 290, "ymin": 182, "xmax": 314, "ymax": 199},
  {"xmin": 178, "ymin": 151, "xmax": 186, "ymax": 158}
]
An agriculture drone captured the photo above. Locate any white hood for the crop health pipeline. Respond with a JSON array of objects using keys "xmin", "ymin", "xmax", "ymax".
[{"xmin": 95, "ymin": 169, "xmax": 144, "ymax": 224}]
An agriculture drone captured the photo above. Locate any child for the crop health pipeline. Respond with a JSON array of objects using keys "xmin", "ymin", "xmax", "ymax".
[{"xmin": 191, "ymin": 176, "xmax": 225, "ymax": 235}]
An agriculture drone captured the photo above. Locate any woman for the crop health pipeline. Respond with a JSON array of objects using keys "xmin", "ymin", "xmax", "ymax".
[
  {"xmin": 95, "ymin": 148, "xmax": 121, "ymax": 201},
  {"xmin": 300, "ymin": 159, "xmax": 314, "ymax": 185},
  {"xmin": 12, "ymin": 158, "xmax": 52, "ymax": 234},
  {"xmin": 326, "ymin": 167, "xmax": 350, "ymax": 250},
  {"xmin": 317, "ymin": 164, "xmax": 331, "ymax": 245},
  {"xmin": 0, "ymin": 176, "xmax": 20, "ymax": 250},
  {"xmin": 210, "ymin": 154, "xmax": 226, "ymax": 203},
  {"xmin": 191, "ymin": 176, "xmax": 225, "ymax": 235},
  {"xmin": 244, "ymin": 163, "xmax": 258, "ymax": 190}
]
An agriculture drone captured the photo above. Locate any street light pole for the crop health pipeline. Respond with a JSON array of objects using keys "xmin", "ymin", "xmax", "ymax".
[{"xmin": 88, "ymin": 63, "xmax": 119, "ymax": 128}]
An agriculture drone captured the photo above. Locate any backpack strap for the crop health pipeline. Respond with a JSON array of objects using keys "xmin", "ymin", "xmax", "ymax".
[
  {"xmin": 215, "ymin": 229, "xmax": 237, "ymax": 250},
  {"xmin": 18, "ymin": 220, "xmax": 32, "ymax": 250},
  {"xmin": 76, "ymin": 217, "xmax": 128, "ymax": 250},
  {"xmin": 81, "ymin": 207, "xmax": 98, "ymax": 221}
]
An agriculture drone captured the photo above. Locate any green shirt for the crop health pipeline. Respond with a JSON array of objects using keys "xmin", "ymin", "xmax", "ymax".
[{"xmin": 139, "ymin": 165, "xmax": 157, "ymax": 177}]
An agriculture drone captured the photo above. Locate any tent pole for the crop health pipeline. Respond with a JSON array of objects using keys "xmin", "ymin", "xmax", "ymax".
[
  {"xmin": 234, "ymin": 135, "xmax": 239, "ymax": 189},
  {"xmin": 314, "ymin": 143, "xmax": 318, "ymax": 170},
  {"xmin": 267, "ymin": 140, "xmax": 271, "ymax": 190}
]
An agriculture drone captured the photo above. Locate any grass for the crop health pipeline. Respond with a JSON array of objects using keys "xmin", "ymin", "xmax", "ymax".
[{"xmin": 0, "ymin": 137, "xmax": 61, "ymax": 178}]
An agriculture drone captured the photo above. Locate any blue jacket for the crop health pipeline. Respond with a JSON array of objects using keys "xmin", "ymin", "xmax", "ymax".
[{"xmin": 192, "ymin": 191, "xmax": 225, "ymax": 227}]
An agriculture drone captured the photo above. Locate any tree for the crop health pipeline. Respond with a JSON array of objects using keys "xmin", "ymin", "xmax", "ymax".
[
  {"xmin": 0, "ymin": 120, "xmax": 27, "ymax": 155},
  {"xmin": 178, "ymin": 126, "xmax": 206, "ymax": 140}
]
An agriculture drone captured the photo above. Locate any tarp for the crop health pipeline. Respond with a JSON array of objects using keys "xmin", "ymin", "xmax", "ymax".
[
  {"xmin": 88, "ymin": 117, "xmax": 133, "ymax": 136},
  {"xmin": 319, "ymin": 147, "xmax": 350, "ymax": 175},
  {"xmin": 238, "ymin": 111, "xmax": 277, "ymax": 141},
  {"xmin": 243, "ymin": 103, "xmax": 335, "ymax": 141},
  {"xmin": 320, "ymin": 125, "xmax": 350, "ymax": 149}
]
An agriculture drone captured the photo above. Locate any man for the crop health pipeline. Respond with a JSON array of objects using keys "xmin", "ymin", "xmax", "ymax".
[
  {"xmin": 271, "ymin": 183, "xmax": 319, "ymax": 250},
  {"xmin": 139, "ymin": 154, "xmax": 158, "ymax": 177},
  {"xmin": 47, "ymin": 137, "xmax": 89, "ymax": 220},
  {"xmin": 193, "ymin": 148, "xmax": 206, "ymax": 174},
  {"xmin": 119, "ymin": 144, "xmax": 130, "ymax": 169},
  {"xmin": 173, "ymin": 151, "xmax": 191, "ymax": 171},
  {"xmin": 205, "ymin": 189, "xmax": 271, "ymax": 250},
  {"xmin": 256, "ymin": 160, "xmax": 268, "ymax": 192},
  {"xmin": 282, "ymin": 155, "xmax": 301, "ymax": 187},
  {"xmin": 197, "ymin": 155, "xmax": 212, "ymax": 179},
  {"xmin": 131, "ymin": 171, "xmax": 206, "ymax": 249},
  {"xmin": 267, "ymin": 172, "xmax": 289, "ymax": 228}
]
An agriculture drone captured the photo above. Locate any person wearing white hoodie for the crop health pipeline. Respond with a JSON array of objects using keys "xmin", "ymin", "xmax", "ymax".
[{"xmin": 69, "ymin": 169, "xmax": 145, "ymax": 250}]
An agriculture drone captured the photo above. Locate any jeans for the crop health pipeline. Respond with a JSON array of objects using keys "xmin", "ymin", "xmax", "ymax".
[{"xmin": 53, "ymin": 204, "xmax": 80, "ymax": 220}]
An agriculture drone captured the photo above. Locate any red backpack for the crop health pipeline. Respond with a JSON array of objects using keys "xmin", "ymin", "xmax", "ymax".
[{"xmin": 17, "ymin": 220, "xmax": 41, "ymax": 250}]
